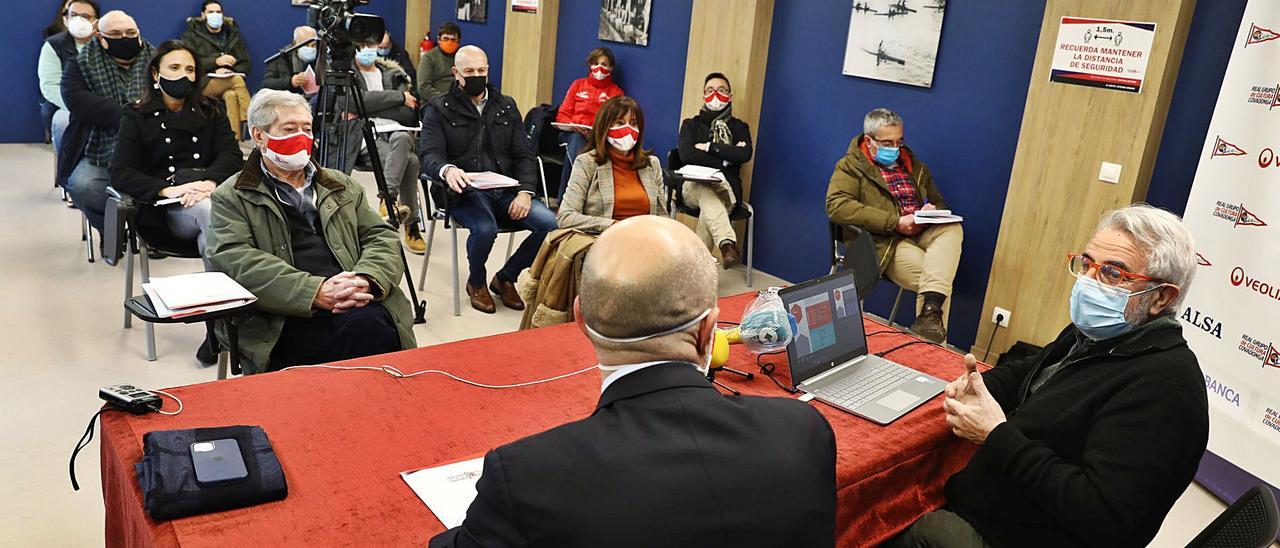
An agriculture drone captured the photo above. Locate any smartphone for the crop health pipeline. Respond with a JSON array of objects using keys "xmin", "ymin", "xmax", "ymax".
[{"xmin": 190, "ymin": 438, "xmax": 249, "ymax": 485}]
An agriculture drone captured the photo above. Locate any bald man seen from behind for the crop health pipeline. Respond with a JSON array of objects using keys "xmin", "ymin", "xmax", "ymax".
[{"xmin": 429, "ymin": 216, "xmax": 838, "ymax": 548}]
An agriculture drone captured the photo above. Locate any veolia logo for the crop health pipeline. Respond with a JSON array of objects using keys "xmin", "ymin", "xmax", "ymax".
[{"xmin": 1231, "ymin": 267, "xmax": 1280, "ymax": 302}]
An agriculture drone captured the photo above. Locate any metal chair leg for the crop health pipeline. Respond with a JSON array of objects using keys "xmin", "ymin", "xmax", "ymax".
[
  {"xmin": 123, "ymin": 233, "xmax": 135, "ymax": 329},
  {"xmin": 138, "ymin": 239, "xmax": 156, "ymax": 361},
  {"xmin": 451, "ymin": 224, "xmax": 461, "ymax": 317},
  {"xmin": 418, "ymin": 216, "xmax": 436, "ymax": 291},
  {"xmin": 745, "ymin": 212, "xmax": 754, "ymax": 288},
  {"xmin": 888, "ymin": 286, "xmax": 906, "ymax": 327},
  {"xmin": 83, "ymin": 213, "xmax": 96, "ymax": 263}
]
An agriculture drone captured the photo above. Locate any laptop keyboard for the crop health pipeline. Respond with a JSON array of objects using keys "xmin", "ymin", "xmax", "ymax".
[{"xmin": 815, "ymin": 360, "xmax": 915, "ymax": 410}]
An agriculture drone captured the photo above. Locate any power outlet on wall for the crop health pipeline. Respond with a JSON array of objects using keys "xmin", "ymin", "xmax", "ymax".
[{"xmin": 992, "ymin": 307, "xmax": 1012, "ymax": 327}]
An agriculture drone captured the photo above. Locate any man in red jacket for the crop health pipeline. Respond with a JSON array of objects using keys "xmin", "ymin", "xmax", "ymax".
[{"xmin": 554, "ymin": 47, "xmax": 624, "ymax": 201}]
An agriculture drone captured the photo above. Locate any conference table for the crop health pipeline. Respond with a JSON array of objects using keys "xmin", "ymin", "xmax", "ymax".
[{"xmin": 99, "ymin": 292, "xmax": 980, "ymax": 547}]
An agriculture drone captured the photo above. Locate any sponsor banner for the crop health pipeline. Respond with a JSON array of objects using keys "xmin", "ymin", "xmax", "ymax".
[
  {"xmin": 1183, "ymin": 0, "xmax": 1280, "ymax": 487},
  {"xmin": 1050, "ymin": 17, "xmax": 1156, "ymax": 93}
]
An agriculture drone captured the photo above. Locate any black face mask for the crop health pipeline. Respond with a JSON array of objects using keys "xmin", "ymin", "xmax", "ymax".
[
  {"xmin": 104, "ymin": 36, "xmax": 143, "ymax": 61},
  {"xmin": 157, "ymin": 75, "xmax": 195, "ymax": 100},
  {"xmin": 461, "ymin": 75, "xmax": 487, "ymax": 96}
]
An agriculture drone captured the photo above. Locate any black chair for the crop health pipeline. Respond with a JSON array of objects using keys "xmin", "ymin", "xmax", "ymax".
[
  {"xmin": 415, "ymin": 158, "xmax": 552, "ymax": 316},
  {"xmin": 1187, "ymin": 485, "xmax": 1279, "ymax": 548},
  {"xmin": 524, "ymin": 104, "xmax": 564, "ymax": 201},
  {"xmin": 105, "ymin": 187, "xmax": 227, "ymax": 364},
  {"xmin": 665, "ymin": 148, "xmax": 754, "ymax": 287},
  {"xmin": 829, "ymin": 222, "xmax": 909, "ymax": 326},
  {"xmin": 124, "ymin": 295, "xmax": 250, "ymax": 380}
]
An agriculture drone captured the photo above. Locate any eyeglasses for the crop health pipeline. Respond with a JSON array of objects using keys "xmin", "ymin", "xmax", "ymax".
[
  {"xmin": 703, "ymin": 86, "xmax": 730, "ymax": 96},
  {"xmin": 65, "ymin": 12, "xmax": 97, "ymax": 22},
  {"xmin": 1066, "ymin": 253, "xmax": 1159, "ymax": 286},
  {"xmin": 101, "ymin": 29, "xmax": 140, "ymax": 39},
  {"xmin": 873, "ymin": 138, "xmax": 905, "ymax": 148}
]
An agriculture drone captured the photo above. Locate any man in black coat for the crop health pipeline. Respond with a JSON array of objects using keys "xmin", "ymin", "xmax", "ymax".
[
  {"xmin": 419, "ymin": 45, "xmax": 557, "ymax": 314},
  {"xmin": 375, "ymin": 30, "xmax": 417, "ymax": 86},
  {"xmin": 429, "ymin": 216, "xmax": 837, "ymax": 548},
  {"xmin": 889, "ymin": 204, "xmax": 1209, "ymax": 548},
  {"xmin": 261, "ymin": 26, "xmax": 318, "ymax": 96},
  {"xmin": 677, "ymin": 72, "xmax": 754, "ymax": 268}
]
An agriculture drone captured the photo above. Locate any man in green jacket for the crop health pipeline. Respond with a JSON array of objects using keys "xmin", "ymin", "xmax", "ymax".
[
  {"xmin": 826, "ymin": 108, "xmax": 962, "ymax": 343},
  {"xmin": 416, "ymin": 22, "xmax": 461, "ymax": 100},
  {"xmin": 207, "ymin": 90, "xmax": 417, "ymax": 374}
]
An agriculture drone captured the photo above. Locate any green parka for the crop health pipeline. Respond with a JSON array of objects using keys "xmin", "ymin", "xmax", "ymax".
[
  {"xmin": 825, "ymin": 134, "xmax": 948, "ymax": 275},
  {"xmin": 207, "ymin": 150, "xmax": 417, "ymax": 373}
]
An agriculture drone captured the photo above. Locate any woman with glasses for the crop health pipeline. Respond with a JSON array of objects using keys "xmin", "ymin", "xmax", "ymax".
[{"xmin": 677, "ymin": 71, "xmax": 754, "ymax": 269}]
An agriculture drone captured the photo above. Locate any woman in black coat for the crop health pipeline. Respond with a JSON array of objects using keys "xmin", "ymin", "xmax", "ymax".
[{"xmin": 110, "ymin": 40, "xmax": 243, "ymax": 264}]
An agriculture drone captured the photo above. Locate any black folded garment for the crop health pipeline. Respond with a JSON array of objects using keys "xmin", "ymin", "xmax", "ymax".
[{"xmin": 134, "ymin": 425, "xmax": 287, "ymax": 521}]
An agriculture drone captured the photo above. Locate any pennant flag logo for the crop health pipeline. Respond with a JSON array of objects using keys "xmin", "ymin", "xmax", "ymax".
[
  {"xmin": 1266, "ymin": 344, "xmax": 1280, "ymax": 368},
  {"xmin": 1196, "ymin": 253, "xmax": 1212, "ymax": 266},
  {"xmin": 1236, "ymin": 205, "xmax": 1268, "ymax": 227},
  {"xmin": 1246, "ymin": 23, "xmax": 1280, "ymax": 47},
  {"xmin": 1211, "ymin": 136, "xmax": 1247, "ymax": 158}
]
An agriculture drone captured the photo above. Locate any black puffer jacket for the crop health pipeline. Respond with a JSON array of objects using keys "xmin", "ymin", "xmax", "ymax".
[
  {"xmin": 419, "ymin": 82, "xmax": 538, "ymax": 195},
  {"xmin": 944, "ymin": 317, "xmax": 1209, "ymax": 548}
]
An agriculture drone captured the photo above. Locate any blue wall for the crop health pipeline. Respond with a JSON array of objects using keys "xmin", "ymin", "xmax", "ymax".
[
  {"xmin": 5, "ymin": 0, "xmax": 406, "ymax": 143},
  {"xmin": 751, "ymin": 0, "xmax": 1046, "ymax": 351},
  {"xmin": 432, "ymin": 0, "xmax": 506, "ymax": 88},
  {"xmin": 1147, "ymin": 0, "xmax": 1249, "ymax": 216},
  {"xmin": 552, "ymin": 0, "xmax": 692, "ymax": 160}
]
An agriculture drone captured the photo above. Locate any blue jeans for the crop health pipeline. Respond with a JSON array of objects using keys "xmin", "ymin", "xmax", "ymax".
[
  {"xmin": 449, "ymin": 189, "xmax": 558, "ymax": 287},
  {"xmin": 68, "ymin": 159, "xmax": 109, "ymax": 231},
  {"xmin": 51, "ymin": 109, "xmax": 70, "ymax": 158},
  {"xmin": 558, "ymin": 132, "xmax": 588, "ymax": 200}
]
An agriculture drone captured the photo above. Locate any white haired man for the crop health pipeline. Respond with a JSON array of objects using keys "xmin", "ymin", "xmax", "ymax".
[
  {"xmin": 206, "ymin": 90, "xmax": 417, "ymax": 374},
  {"xmin": 826, "ymin": 107, "xmax": 962, "ymax": 343},
  {"xmin": 888, "ymin": 204, "xmax": 1209, "ymax": 548}
]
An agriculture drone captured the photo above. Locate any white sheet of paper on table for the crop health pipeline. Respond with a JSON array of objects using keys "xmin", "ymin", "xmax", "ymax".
[{"xmin": 401, "ymin": 457, "xmax": 485, "ymax": 529}]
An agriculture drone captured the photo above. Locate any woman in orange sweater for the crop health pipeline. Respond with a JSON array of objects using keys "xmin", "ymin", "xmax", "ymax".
[
  {"xmin": 554, "ymin": 47, "xmax": 625, "ymax": 201},
  {"xmin": 558, "ymin": 96, "xmax": 666, "ymax": 234}
]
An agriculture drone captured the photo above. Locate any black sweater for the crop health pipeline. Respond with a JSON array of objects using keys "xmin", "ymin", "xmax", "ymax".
[
  {"xmin": 677, "ymin": 109, "xmax": 753, "ymax": 201},
  {"xmin": 944, "ymin": 318, "xmax": 1209, "ymax": 548}
]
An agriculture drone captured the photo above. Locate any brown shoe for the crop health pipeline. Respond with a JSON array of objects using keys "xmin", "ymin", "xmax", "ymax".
[
  {"xmin": 489, "ymin": 275, "xmax": 525, "ymax": 311},
  {"xmin": 719, "ymin": 240, "xmax": 741, "ymax": 269},
  {"xmin": 467, "ymin": 283, "xmax": 496, "ymax": 314},
  {"xmin": 910, "ymin": 304, "xmax": 947, "ymax": 344}
]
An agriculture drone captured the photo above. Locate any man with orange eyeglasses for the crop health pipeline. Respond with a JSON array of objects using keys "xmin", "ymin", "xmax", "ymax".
[
  {"xmin": 417, "ymin": 22, "xmax": 461, "ymax": 100},
  {"xmin": 889, "ymin": 204, "xmax": 1210, "ymax": 548}
]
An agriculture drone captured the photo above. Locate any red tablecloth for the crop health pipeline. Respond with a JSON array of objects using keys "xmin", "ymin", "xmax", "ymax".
[{"xmin": 100, "ymin": 292, "xmax": 978, "ymax": 547}]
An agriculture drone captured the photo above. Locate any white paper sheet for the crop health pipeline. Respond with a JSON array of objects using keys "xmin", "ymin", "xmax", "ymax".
[
  {"xmin": 468, "ymin": 171, "xmax": 520, "ymax": 190},
  {"xmin": 675, "ymin": 164, "xmax": 726, "ymax": 183},
  {"xmin": 400, "ymin": 457, "xmax": 485, "ymax": 529},
  {"xmin": 147, "ymin": 272, "xmax": 257, "ymax": 311}
]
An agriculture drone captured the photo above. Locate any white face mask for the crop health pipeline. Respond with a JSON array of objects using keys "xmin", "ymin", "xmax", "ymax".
[{"xmin": 66, "ymin": 16, "xmax": 94, "ymax": 39}]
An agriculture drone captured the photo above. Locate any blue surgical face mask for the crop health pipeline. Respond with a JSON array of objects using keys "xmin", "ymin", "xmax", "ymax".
[
  {"xmin": 298, "ymin": 46, "xmax": 317, "ymax": 63},
  {"xmin": 1069, "ymin": 275, "xmax": 1161, "ymax": 340},
  {"xmin": 874, "ymin": 144, "xmax": 900, "ymax": 166},
  {"xmin": 205, "ymin": 12, "xmax": 224, "ymax": 30},
  {"xmin": 355, "ymin": 48, "xmax": 378, "ymax": 67},
  {"xmin": 377, "ymin": 47, "xmax": 392, "ymax": 57}
]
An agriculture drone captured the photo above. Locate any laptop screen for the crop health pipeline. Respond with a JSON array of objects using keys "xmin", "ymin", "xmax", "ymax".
[{"xmin": 778, "ymin": 270, "xmax": 869, "ymax": 387}]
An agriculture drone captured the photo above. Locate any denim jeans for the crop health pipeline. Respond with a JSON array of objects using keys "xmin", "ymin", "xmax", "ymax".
[
  {"xmin": 68, "ymin": 159, "xmax": 110, "ymax": 231},
  {"xmin": 51, "ymin": 109, "xmax": 70, "ymax": 157},
  {"xmin": 558, "ymin": 131, "xmax": 588, "ymax": 200},
  {"xmin": 449, "ymin": 189, "xmax": 558, "ymax": 287}
]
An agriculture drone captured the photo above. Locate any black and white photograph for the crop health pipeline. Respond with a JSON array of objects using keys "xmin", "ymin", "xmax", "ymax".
[
  {"xmin": 457, "ymin": 0, "xmax": 488, "ymax": 23},
  {"xmin": 598, "ymin": 0, "xmax": 652, "ymax": 47},
  {"xmin": 842, "ymin": 0, "xmax": 947, "ymax": 88}
]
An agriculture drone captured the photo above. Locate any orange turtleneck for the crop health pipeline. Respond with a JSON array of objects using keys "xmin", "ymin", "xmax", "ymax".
[{"xmin": 609, "ymin": 148, "xmax": 649, "ymax": 221}]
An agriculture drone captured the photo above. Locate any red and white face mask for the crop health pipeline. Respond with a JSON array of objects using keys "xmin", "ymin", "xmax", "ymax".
[
  {"xmin": 590, "ymin": 65, "xmax": 612, "ymax": 81},
  {"xmin": 261, "ymin": 131, "xmax": 314, "ymax": 172},
  {"xmin": 606, "ymin": 124, "xmax": 639, "ymax": 152},
  {"xmin": 704, "ymin": 91, "xmax": 730, "ymax": 112}
]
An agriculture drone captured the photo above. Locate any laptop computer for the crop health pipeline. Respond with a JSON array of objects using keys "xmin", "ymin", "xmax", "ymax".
[{"xmin": 779, "ymin": 270, "xmax": 945, "ymax": 425}]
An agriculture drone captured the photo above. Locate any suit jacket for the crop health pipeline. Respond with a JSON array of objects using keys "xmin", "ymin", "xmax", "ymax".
[
  {"xmin": 557, "ymin": 152, "xmax": 667, "ymax": 234},
  {"xmin": 429, "ymin": 362, "xmax": 837, "ymax": 548}
]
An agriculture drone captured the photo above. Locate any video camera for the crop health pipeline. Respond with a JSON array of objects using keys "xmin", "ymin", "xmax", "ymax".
[{"xmin": 306, "ymin": 0, "xmax": 386, "ymax": 62}]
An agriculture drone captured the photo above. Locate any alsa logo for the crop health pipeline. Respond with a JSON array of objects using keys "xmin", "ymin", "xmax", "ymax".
[
  {"xmin": 1212, "ymin": 201, "xmax": 1268, "ymax": 227},
  {"xmin": 1246, "ymin": 84, "xmax": 1280, "ymax": 110},
  {"xmin": 1231, "ymin": 267, "xmax": 1280, "ymax": 303},
  {"xmin": 1196, "ymin": 253, "xmax": 1212, "ymax": 266},
  {"xmin": 1237, "ymin": 333, "xmax": 1280, "ymax": 369},
  {"xmin": 1181, "ymin": 307, "xmax": 1223, "ymax": 339},
  {"xmin": 1204, "ymin": 373, "xmax": 1242, "ymax": 408},
  {"xmin": 1246, "ymin": 23, "xmax": 1280, "ymax": 47},
  {"xmin": 1211, "ymin": 135, "xmax": 1247, "ymax": 158}
]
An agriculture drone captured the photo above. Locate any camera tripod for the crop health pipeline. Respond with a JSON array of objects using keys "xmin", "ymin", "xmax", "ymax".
[{"xmin": 311, "ymin": 38, "xmax": 428, "ymax": 324}]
